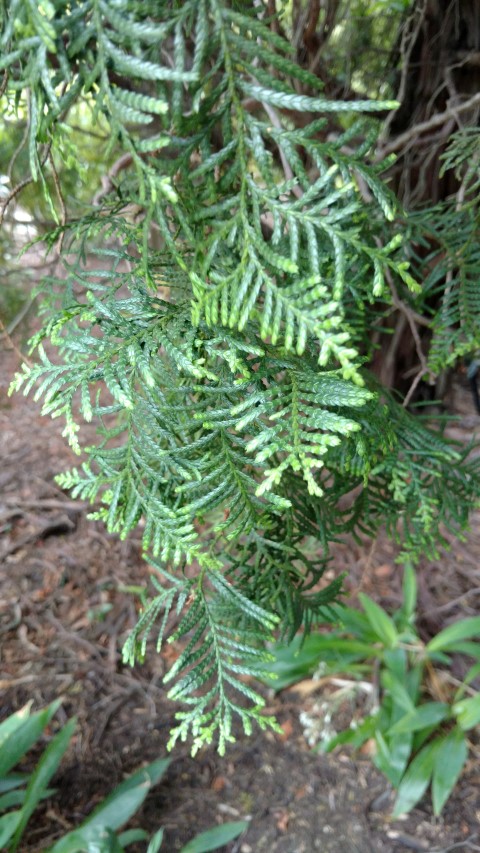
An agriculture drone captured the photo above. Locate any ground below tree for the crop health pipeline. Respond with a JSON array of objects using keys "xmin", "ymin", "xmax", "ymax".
[{"xmin": 1, "ymin": 342, "xmax": 480, "ymax": 853}]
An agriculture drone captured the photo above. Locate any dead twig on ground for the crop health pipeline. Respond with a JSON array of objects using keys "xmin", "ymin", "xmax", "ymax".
[
  {"xmin": 429, "ymin": 835, "xmax": 480, "ymax": 853},
  {"xmin": 423, "ymin": 586, "xmax": 480, "ymax": 616},
  {"xmin": 2, "ymin": 497, "xmax": 88, "ymax": 511},
  {"xmin": 92, "ymin": 685, "xmax": 147, "ymax": 746},
  {"xmin": 45, "ymin": 612, "xmax": 105, "ymax": 662},
  {"xmin": 0, "ymin": 514, "xmax": 76, "ymax": 559},
  {"xmin": 0, "ymin": 674, "xmax": 74, "ymax": 690}
]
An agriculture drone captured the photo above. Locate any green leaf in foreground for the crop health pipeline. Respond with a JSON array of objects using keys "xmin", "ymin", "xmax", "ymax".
[
  {"xmin": 0, "ymin": 775, "xmax": 28, "ymax": 796},
  {"xmin": 432, "ymin": 730, "xmax": 468, "ymax": 815},
  {"xmin": 0, "ymin": 706, "xmax": 32, "ymax": 748},
  {"xmin": 453, "ymin": 694, "xmax": 480, "ymax": 730},
  {"xmin": 392, "ymin": 741, "xmax": 438, "ymax": 817},
  {"xmin": 0, "ymin": 812, "xmax": 21, "ymax": 849},
  {"xmin": 11, "ymin": 717, "xmax": 77, "ymax": 852},
  {"xmin": 0, "ymin": 700, "xmax": 61, "ymax": 778},
  {"xmin": 358, "ymin": 593, "xmax": 398, "ymax": 648},
  {"xmin": 50, "ymin": 759, "xmax": 170, "ymax": 852},
  {"xmin": 146, "ymin": 827, "xmax": 165, "ymax": 853},
  {"xmin": 117, "ymin": 828, "xmax": 150, "ymax": 845},
  {"xmin": 427, "ymin": 616, "xmax": 480, "ymax": 653},
  {"xmin": 374, "ymin": 730, "xmax": 412, "ymax": 788},
  {"xmin": 388, "ymin": 702, "xmax": 450, "ymax": 735},
  {"xmin": 180, "ymin": 820, "xmax": 249, "ymax": 853},
  {"xmin": 401, "ymin": 562, "xmax": 417, "ymax": 625}
]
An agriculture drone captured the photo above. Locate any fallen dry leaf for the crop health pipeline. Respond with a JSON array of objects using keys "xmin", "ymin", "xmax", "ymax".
[
  {"xmin": 359, "ymin": 738, "xmax": 377, "ymax": 757},
  {"xmin": 294, "ymin": 784, "xmax": 310, "ymax": 800},
  {"xmin": 277, "ymin": 718, "xmax": 293, "ymax": 741},
  {"xmin": 373, "ymin": 563, "xmax": 393, "ymax": 578},
  {"xmin": 275, "ymin": 809, "xmax": 290, "ymax": 833}
]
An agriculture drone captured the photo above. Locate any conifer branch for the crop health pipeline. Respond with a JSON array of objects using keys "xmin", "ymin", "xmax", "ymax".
[{"xmin": 4, "ymin": 0, "xmax": 480, "ymax": 753}]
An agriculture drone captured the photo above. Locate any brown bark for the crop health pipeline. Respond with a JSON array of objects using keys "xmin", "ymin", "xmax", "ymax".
[{"xmin": 385, "ymin": 0, "xmax": 480, "ymax": 205}]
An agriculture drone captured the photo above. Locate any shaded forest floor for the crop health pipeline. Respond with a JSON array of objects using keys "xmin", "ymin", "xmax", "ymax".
[{"xmin": 2, "ymin": 335, "xmax": 480, "ymax": 853}]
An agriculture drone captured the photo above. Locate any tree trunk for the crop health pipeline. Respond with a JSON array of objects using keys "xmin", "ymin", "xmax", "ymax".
[{"xmin": 386, "ymin": 0, "xmax": 480, "ymax": 205}]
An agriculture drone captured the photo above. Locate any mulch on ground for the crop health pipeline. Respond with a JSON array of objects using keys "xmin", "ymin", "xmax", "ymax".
[{"xmin": 2, "ymin": 337, "xmax": 480, "ymax": 853}]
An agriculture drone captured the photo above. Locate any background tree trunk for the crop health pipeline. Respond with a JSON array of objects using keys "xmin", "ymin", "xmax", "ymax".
[{"xmin": 386, "ymin": 0, "xmax": 480, "ymax": 205}]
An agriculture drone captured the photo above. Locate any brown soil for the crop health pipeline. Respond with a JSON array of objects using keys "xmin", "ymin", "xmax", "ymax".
[{"xmin": 1, "ymin": 335, "xmax": 480, "ymax": 853}]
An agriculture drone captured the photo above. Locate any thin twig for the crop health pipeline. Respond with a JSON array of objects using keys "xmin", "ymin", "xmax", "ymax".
[
  {"xmin": 379, "ymin": 1, "xmax": 427, "ymax": 145},
  {"xmin": 0, "ymin": 295, "xmax": 36, "ymax": 339},
  {"xmin": 429, "ymin": 836, "xmax": 480, "ymax": 853},
  {"xmin": 402, "ymin": 367, "xmax": 426, "ymax": 408},
  {"xmin": 1, "ymin": 260, "xmax": 56, "ymax": 277},
  {"xmin": 8, "ymin": 120, "xmax": 29, "ymax": 184},
  {"xmin": 0, "ymin": 674, "xmax": 74, "ymax": 690},
  {"xmin": 249, "ymin": 7, "xmax": 304, "ymax": 201},
  {"xmin": 390, "ymin": 278, "xmax": 430, "ymax": 360},
  {"xmin": 371, "ymin": 236, "xmax": 432, "ymax": 402},
  {"xmin": 45, "ymin": 612, "xmax": 105, "ymax": 661},
  {"xmin": 424, "ymin": 586, "xmax": 480, "ymax": 617},
  {"xmin": 48, "ymin": 150, "xmax": 67, "ymax": 251},
  {"xmin": 0, "ymin": 315, "xmax": 32, "ymax": 366},
  {"xmin": 259, "ymin": 100, "xmax": 304, "ymax": 199},
  {"xmin": 0, "ymin": 143, "xmax": 52, "ymax": 227},
  {"xmin": 2, "ymin": 497, "xmax": 89, "ymax": 511},
  {"xmin": 92, "ymin": 686, "xmax": 145, "ymax": 746},
  {"xmin": 92, "ymin": 152, "xmax": 134, "ymax": 206},
  {"xmin": 0, "ymin": 70, "xmax": 7, "ymax": 99},
  {"xmin": 375, "ymin": 92, "xmax": 480, "ymax": 161},
  {"xmin": 0, "ymin": 177, "xmax": 35, "ymax": 224}
]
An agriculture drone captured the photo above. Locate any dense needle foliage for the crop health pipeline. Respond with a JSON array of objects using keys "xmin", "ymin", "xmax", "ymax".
[{"xmin": 3, "ymin": 1, "xmax": 480, "ymax": 753}]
